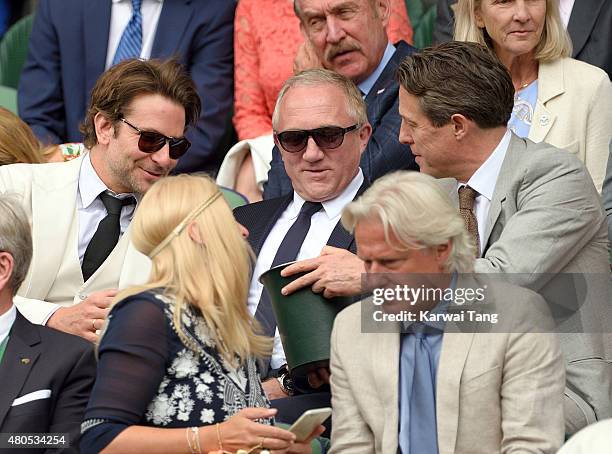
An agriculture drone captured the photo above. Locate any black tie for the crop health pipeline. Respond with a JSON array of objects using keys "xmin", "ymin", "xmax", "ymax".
[
  {"xmin": 81, "ymin": 192, "xmax": 135, "ymax": 281},
  {"xmin": 255, "ymin": 201, "xmax": 322, "ymax": 373}
]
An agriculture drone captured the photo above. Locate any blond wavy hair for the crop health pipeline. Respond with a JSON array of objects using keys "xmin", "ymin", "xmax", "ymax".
[
  {"xmin": 115, "ymin": 174, "xmax": 270, "ymax": 364},
  {"xmin": 342, "ymin": 171, "xmax": 476, "ymax": 273},
  {"xmin": 0, "ymin": 107, "xmax": 43, "ymax": 165},
  {"xmin": 454, "ymin": 0, "xmax": 571, "ymax": 62}
]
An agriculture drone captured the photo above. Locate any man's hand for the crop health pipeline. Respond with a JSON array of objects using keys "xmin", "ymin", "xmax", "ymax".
[
  {"xmin": 293, "ymin": 41, "xmax": 323, "ymax": 74},
  {"xmin": 262, "ymin": 378, "xmax": 289, "ymax": 400},
  {"xmin": 307, "ymin": 367, "xmax": 331, "ymax": 389},
  {"xmin": 47, "ymin": 288, "xmax": 117, "ymax": 342},
  {"xmin": 280, "ymin": 246, "xmax": 365, "ymax": 298}
]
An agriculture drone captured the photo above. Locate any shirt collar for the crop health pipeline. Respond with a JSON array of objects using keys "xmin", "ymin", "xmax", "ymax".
[
  {"xmin": 402, "ymin": 272, "xmax": 457, "ymax": 332},
  {"xmin": 78, "ymin": 152, "xmax": 137, "ymax": 208},
  {"xmin": 358, "ymin": 42, "xmax": 395, "ymax": 97},
  {"xmin": 289, "ymin": 168, "xmax": 364, "ymax": 220},
  {"xmin": 0, "ymin": 304, "xmax": 16, "ymax": 344},
  {"xmin": 461, "ymin": 129, "xmax": 512, "ymax": 202}
]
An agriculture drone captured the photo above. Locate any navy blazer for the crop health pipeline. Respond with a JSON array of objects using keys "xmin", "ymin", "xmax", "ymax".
[
  {"xmin": 17, "ymin": 0, "xmax": 235, "ymax": 172},
  {"xmin": 262, "ymin": 41, "xmax": 418, "ymax": 199},
  {"xmin": 0, "ymin": 310, "xmax": 96, "ymax": 454}
]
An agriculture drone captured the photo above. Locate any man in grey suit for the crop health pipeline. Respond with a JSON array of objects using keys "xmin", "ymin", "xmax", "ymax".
[{"xmin": 396, "ymin": 41, "xmax": 611, "ymax": 435}]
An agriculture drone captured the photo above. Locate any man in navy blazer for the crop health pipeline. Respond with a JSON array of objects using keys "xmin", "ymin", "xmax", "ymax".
[
  {"xmin": 17, "ymin": 0, "xmax": 234, "ymax": 173},
  {"xmin": 0, "ymin": 195, "xmax": 95, "ymax": 454},
  {"xmin": 263, "ymin": 0, "xmax": 418, "ymax": 198}
]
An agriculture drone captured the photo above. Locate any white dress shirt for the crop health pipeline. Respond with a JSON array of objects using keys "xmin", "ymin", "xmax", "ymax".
[
  {"xmin": 0, "ymin": 304, "xmax": 16, "ymax": 345},
  {"xmin": 105, "ymin": 0, "xmax": 164, "ymax": 69},
  {"xmin": 248, "ymin": 170, "xmax": 364, "ymax": 369},
  {"xmin": 77, "ymin": 153, "xmax": 137, "ymax": 264},
  {"xmin": 457, "ymin": 130, "xmax": 512, "ymax": 255}
]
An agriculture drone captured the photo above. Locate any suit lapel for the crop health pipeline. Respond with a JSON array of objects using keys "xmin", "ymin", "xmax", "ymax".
[
  {"xmin": 0, "ymin": 313, "xmax": 40, "ymax": 428},
  {"xmin": 151, "ymin": 0, "xmax": 193, "ymax": 59},
  {"xmin": 567, "ymin": 0, "xmax": 605, "ymax": 58},
  {"xmin": 529, "ymin": 60, "xmax": 564, "ymax": 144},
  {"xmin": 22, "ymin": 158, "xmax": 83, "ymax": 299},
  {"xmin": 436, "ymin": 330, "xmax": 475, "ymax": 454},
  {"xmin": 250, "ymin": 196, "xmax": 293, "ymax": 256},
  {"xmin": 84, "ymin": 1, "xmax": 111, "ymax": 97},
  {"xmin": 373, "ymin": 332, "xmax": 400, "ymax": 451}
]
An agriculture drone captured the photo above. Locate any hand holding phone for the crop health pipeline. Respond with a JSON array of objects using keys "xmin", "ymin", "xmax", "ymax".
[{"xmin": 288, "ymin": 407, "xmax": 332, "ymax": 442}]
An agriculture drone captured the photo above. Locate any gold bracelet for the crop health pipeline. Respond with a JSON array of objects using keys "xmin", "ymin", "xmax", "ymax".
[
  {"xmin": 216, "ymin": 422, "xmax": 223, "ymax": 451},
  {"xmin": 190, "ymin": 427, "xmax": 202, "ymax": 454},
  {"xmin": 186, "ymin": 427, "xmax": 196, "ymax": 454}
]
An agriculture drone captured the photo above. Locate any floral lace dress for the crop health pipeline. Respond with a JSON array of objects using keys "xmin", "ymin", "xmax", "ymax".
[{"xmin": 80, "ymin": 290, "xmax": 269, "ymax": 454}]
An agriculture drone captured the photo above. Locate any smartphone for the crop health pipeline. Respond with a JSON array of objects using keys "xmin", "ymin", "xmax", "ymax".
[{"xmin": 288, "ymin": 407, "xmax": 332, "ymax": 442}]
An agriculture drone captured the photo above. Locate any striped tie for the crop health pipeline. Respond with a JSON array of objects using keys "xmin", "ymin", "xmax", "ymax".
[{"xmin": 112, "ymin": 0, "xmax": 143, "ymax": 66}]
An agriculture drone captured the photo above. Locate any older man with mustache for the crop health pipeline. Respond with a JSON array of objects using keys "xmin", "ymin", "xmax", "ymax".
[{"xmin": 264, "ymin": 0, "xmax": 418, "ymax": 198}]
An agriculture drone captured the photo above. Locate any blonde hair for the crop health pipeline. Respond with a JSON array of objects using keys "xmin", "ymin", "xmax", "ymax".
[
  {"xmin": 0, "ymin": 107, "xmax": 43, "ymax": 165},
  {"xmin": 342, "ymin": 171, "xmax": 475, "ymax": 273},
  {"xmin": 454, "ymin": 0, "xmax": 571, "ymax": 62},
  {"xmin": 116, "ymin": 174, "xmax": 270, "ymax": 364}
]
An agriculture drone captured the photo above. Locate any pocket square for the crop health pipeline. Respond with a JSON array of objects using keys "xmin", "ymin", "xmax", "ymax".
[{"xmin": 12, "ymin": 389, "xmax": 52, "ymax": 407}]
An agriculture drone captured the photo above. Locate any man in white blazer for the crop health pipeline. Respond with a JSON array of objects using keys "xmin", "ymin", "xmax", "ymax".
[
  {"xmin": 330, "ymin": 171, "xmax": 565, "ymax": 453},
  {"xmin": 0, "ymin": 58, "xmax": 201, "ymax": 342},
  {"xmin": 396, "ymin": 42, "xmax": 611, "ymax": 435}
]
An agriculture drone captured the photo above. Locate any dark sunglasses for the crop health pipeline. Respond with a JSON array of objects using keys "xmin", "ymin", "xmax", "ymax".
[
  {"xmin": 274, "ymin": 124, "xmax": 359, "ymax": 153},
  {"xmin": 120, "ymin": 118, "xmax": 191, "ymax": 159}
]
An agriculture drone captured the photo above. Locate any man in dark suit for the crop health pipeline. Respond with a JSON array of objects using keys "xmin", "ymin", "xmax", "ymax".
[
  {"xmin": 263, "ymin": 0, "xmax": 418, "ymax": 198},
  {"xmin": 0, "ymin": 195, "xmax": 96, "ymax": 453},
  {"xmin": 17, "ymin": 0, "xmax": 234, "ymax": 173},
  {"xmin": 234, "ymin": 69, "xmax": 370, "ymax": 423},
  {"xmin": 433, "ymin": 0, "xmax": 611, "ymax": 78}
]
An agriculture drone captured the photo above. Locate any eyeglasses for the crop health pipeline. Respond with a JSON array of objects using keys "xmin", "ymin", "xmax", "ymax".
[
  {"xmin": 274, "ymin": 124, "xmax": 359, "ymax": 153},
  {"xmin": 120, "ymin": 118, "xmax": 191, "ymax": 159}
]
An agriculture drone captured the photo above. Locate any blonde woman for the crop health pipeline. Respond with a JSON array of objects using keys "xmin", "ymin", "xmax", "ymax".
[
  {"xmin": 81, "ymin": 175, "xmax": 321, "ymax": 453},
  {"xmin": 0, "ymin": 107, "xmax": 43, "ymax": 165},
  {"xmin": 454, "ymin": 0, "xmax": 612, "ymax": 192}
]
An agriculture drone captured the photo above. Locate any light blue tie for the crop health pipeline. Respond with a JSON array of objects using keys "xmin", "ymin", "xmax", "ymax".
[
  {"xmin": 112, "ymin": 0, "xmax": 143, "ymax": 66},
  {"xmin": 409, "ymin": 325, "xmax": 439, "ymax": 454}
]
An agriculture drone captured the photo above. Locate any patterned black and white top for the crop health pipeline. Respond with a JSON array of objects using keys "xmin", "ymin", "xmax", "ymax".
[{"xmin": 80, "ymin": 289, "xmax": 269, "ymax": 454}]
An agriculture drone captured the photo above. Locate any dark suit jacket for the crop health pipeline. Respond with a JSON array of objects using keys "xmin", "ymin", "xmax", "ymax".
[
  {"xmin": 0, "ymin": 310, "xmax": 96, "ymax": 454},
  {"xmin": 433, "ymin": 0, "xmax": 612, "ymax": 78},
  {"xmin": 567, "ymin": 0, "xmax": 611, "ymax": 79},
  {"xmin": 262, "ymin": 41, "xmax": 418, "ymax": 198},
  {"xmin": 17, "ymin": 0, "xmax": 235, "ymax": 172}
]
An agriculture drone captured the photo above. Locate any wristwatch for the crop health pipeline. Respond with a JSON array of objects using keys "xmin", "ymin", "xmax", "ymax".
[{"xmin": 276, "ymin": 365, "xmax": 295, "ymax": 396}]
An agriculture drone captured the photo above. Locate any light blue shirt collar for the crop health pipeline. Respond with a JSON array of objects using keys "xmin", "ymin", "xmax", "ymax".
[{"xmin": 358, "ymin": 42, "xmax": 395, "ymax": 97}]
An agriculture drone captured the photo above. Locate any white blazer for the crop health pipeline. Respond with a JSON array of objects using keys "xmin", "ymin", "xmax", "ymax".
[{"xmin": 0, "ymin": 155, "xmax": 151, "ymax": 324}]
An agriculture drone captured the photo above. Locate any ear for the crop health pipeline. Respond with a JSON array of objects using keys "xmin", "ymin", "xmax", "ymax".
[
  {"xmin": 434, "ymin": 240, "xmax": 452, "ymax": 269},
  {"xmin": 374, "ymin": 0, "xmax": 391, "ymax": 27},
  {"xmin": 0, "ymin": 252, "xmax": 14, "ymax": 295},
  {"xmin": 94, "ymin": 112, "xmax": 115, "ymax": 146},
  {"xmin": 187, "ymin": 221, "xmax": 204, "ymax": 245},
  {"xmin": 474, "ymin": 5, "xmax": 485, "ymax": 28},
  {"xmin": 358, "ymin": 122, "xmax": 373, "ymax": 155},
  {"xmin": 450, "ymin": 114, "xmax": 470, "ymax": 141}
]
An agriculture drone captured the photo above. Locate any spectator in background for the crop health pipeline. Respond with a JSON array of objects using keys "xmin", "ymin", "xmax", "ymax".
[
  {"xmin": 331, "ymin": 171, "xmax": 565, "ymax": 454},
  {"xmin": 397, "ymin": 41, "xmax": 611, "ymax": 435},
  {"xmin": 1, "ymin": 58, "xmax": 200, "ymax": 342},
  {"xmin": 454, "ymin": 0, "xmax": 612, "ymax": 192},
  {"xmin": 262, "ymin": 0, "xmax": 419, "ymax": 199},
  {"xmin": 0, "ymin": 195, "xmax": 96, "ymax": 452},
  {"xmin": 18, "ymin": 0, "xmax": 234, "ymax": 173},
  {"xmin": 80, "ymin": 175, "xmax": 321, "ymax": 454},
  {"xmin": 434, "ymin": 0, "xmax": 612, "ymax": 78},
  {"xmin": 0, "ymin": 107, "xmax": 43, "ymax": 165},
  {"xmin": 217, "ymin": 0, "xmax": 413, "ymax": 202}
]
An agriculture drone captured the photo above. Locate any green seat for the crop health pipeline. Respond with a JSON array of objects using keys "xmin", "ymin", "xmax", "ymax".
[
  {"xmin": 0, "ymin": 85, "xmax": 17, "ymax": 113},
  {"xmin": 219, "ymin": 186, "xmax": 248, "ymax": 209},
  {"xmin": 0, "ymin": 14, "xmax": 34, "ymax": 89},
  {"xmin": 405, "ymin": 0, "xmax": 437, "ymax": 49}
]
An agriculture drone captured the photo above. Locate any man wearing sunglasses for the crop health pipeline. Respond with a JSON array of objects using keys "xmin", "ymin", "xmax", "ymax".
[
  {"xmin": 234, "ymin": 69, "xmax": 372, "ymax": 428},
  {"xmin": 263, "ymin": 0, "xmax": 419, "ymax": 199},
  {"xmin": 0, "ymin": 58, "xmax": 201, "ymax": 342}
]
